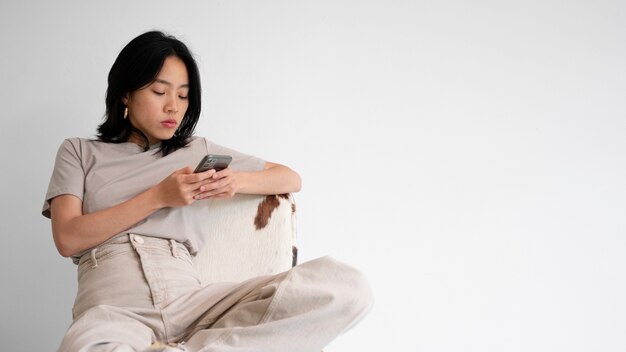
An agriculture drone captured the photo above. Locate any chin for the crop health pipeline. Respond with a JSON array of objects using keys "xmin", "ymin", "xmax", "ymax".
[{"xmin": 160, "ymin": 133, "xmax": 177, "ymax": 140}]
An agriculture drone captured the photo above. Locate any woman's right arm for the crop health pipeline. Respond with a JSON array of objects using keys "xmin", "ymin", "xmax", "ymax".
[{"xmin": 50, "ymin": 167, "xmax": 216, "ymax": 257}]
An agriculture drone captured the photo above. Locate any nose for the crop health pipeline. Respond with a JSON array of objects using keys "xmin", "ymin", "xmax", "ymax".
[{"xmin": 165, "ymin": 94, "xmax": 179, "ymax": 114}]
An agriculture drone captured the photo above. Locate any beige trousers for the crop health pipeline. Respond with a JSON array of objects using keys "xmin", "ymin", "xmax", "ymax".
[{"xmin": 59, "ymin": 234, "xmax": 373, "ymax": 352}]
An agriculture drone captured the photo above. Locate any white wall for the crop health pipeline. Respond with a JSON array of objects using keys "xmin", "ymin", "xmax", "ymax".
[{"xmin": 1, "ymin": 0, "xmax": 625, "ymax": 351}]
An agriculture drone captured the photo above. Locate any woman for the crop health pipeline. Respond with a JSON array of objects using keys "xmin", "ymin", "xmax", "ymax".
[{"xmin": 42, "ymin": 31, "xmax": 373, "ymax": 352}]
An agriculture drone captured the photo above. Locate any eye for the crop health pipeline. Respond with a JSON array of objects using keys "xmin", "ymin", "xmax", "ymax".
[
  {"xmin": 153, "ymin": 91, "xmax": 165, "ymax": 96},
  {"xmin": 179, "ymin": 95, "xmax": 188, "ymax": 100}
]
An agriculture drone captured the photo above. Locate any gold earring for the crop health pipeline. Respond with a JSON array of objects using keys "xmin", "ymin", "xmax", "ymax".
[{"xmin": 124, "ymin": 107, "xmax": 128, "ymax": 119}]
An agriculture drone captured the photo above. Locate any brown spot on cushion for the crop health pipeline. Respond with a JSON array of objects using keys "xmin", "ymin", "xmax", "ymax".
[
  {"xmin": 292, "ymin": 245, "xmax": 298, "ymax": 267},
  {"xmin": 254, "ymin": 194, "xmax": 290, "ymax": 230}
]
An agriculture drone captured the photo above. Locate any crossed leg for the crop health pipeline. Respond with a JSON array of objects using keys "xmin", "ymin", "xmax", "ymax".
[{"xmin": 59, "ymin": 257, "xmax": 373, "ymax": 352}]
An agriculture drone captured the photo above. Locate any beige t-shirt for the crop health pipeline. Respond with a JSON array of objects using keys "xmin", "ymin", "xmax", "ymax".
[{"xmin": 42, "ymin": 136, "xmax": 265, "ymax": 258}]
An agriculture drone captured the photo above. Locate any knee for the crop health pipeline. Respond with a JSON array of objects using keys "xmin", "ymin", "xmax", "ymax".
[{"xmin": 316, "ymin": 256, "xmax": 375, "ymax": 317}]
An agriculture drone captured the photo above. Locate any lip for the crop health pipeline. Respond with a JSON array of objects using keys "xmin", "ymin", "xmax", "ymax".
[{"xmin": 161, "ymin": 119, "xmax": 177, "ymax": 128}]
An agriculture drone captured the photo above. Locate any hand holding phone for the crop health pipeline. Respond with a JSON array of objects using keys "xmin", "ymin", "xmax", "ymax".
[{"xmin": 194, "ymin": 154, "xmax": 232, "ymax": 173}]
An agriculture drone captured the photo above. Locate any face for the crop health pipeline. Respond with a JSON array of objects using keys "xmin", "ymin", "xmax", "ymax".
[{"xmin": 123, "ymin": 56, "xmax": 190, "ymax": 145}]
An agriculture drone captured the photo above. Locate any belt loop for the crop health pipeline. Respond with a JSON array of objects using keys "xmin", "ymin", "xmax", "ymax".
[
  {"xmin": 170, "ymin": 239, "xmax": 178, "ymax": 258},
  {"xmin": 90, "ymin": 248, "xmax": 98, "ymax": 268}
]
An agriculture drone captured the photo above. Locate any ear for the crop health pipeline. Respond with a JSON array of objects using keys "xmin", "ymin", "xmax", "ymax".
[{"xmin": 122, "ymin": 94, "xmax": 130, "ymax": 105}]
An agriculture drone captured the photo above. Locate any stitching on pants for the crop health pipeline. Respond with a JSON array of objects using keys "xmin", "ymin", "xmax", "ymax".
[
  {"xmin": 258, "ymin": 269, "xmax": 293, "ymax": 324},
  {"xmin": 161, "ymin": 307, "xmax": 173, "ymax": 344}
]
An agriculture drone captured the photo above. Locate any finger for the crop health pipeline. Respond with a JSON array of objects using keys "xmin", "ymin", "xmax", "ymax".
[
  {"xmin": 200, "ymin": 169, "xmax": 217, "ymax": 178},
  {"xmin": 213, "ymin": 189, "xmax": 235, "ymax": 198},
  {"xmin": 208, "ymin": 177, "xmax": 232, "ymax": 191},
  {"xmin": 184, "ymin": 169, "xmax": 216, "ymax": 184},
  {"xmin": 197, "ymin": 169, "xmax": 216, "ymax": 182},
  {"xmin": 213, "ymin": 168, "xmax": 232, "ymax": 179},
  {"xmin": 194, "ymin": 187, "xmax": 225, "ymax": 200},
  {"xmin": 199, "ymin": 185, "xmax": 229, "ymax": 198},
  {"xmin": 196, "ymin": 181, "xmax": 220, "ymax": 195}
]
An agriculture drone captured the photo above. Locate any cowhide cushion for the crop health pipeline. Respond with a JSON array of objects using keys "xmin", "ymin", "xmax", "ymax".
[{"xmin": 192, "ymin": 194, "xmax": 297, "ymax": 285}]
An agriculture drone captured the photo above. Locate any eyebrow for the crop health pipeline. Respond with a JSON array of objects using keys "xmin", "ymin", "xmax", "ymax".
[{"xmin": 154, "ymin": 79, "xmax": 189, "ymax": 89}]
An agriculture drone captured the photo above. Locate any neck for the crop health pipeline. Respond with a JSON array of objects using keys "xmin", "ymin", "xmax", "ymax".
[{"xmin": 127, "ymin": 132, "xmax": 158, "ymax": 148}]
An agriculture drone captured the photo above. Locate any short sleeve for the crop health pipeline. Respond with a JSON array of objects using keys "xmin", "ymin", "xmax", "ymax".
[
  {"xmin": 41, "ymin": 138, "xmax": 85, "ymax": 219},
  {"xmin": 203, "ymin": 138, "xmax": 266, "ymax": 172}
]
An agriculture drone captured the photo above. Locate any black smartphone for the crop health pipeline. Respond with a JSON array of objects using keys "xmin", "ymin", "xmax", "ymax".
[{"xmin": 194, "ymin": 154, "xmax": 232, "ymax": 173}]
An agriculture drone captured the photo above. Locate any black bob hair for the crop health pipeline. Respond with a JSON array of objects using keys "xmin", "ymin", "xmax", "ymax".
[{"xmin": 97, "ymin": 31, "xmax": 201, "ymax": 156}]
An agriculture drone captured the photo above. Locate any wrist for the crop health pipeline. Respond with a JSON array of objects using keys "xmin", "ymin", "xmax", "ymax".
[
  {"xmin": 145, "ymin": 184, "xmax": 165, "ymax": 210},
  {"xmin": 234, "ymin": 172, "xmax": 251, "ymax": 194}
]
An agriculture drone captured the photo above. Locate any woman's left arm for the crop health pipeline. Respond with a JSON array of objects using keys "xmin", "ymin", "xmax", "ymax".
[{"xmin": 195, "ymin": 162, "xmax": 301, "ymax": 199}]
